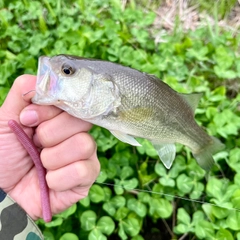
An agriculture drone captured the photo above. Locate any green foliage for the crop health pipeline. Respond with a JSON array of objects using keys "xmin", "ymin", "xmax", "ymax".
[
  {"xmin": 191, "ymin": 0, "xmax": 238, "ymax": 19},
  {"xmin": 1, "ymin": 0, "xmax": 240, "ymax": 239}
]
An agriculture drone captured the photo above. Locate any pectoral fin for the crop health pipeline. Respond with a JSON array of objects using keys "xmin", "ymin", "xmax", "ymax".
[
  {"xmin": 152, "ymin": 143, "xmax": 176, "ymax": 169},
  {"xmin": 110, "ymin": 130, "xmax": 142, "ymax": 146}
]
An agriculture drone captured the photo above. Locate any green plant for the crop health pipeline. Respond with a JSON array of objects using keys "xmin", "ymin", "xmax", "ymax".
[
  {"xmin": 191, "ymin": 0, "xmax": 238, "ymax": 19},
  {"xmin": 1, "ymin": 0, "xmax": 240, "ymax": 239}
]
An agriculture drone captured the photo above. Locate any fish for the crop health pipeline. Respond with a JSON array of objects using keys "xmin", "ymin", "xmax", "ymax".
[{"xmin": 32, "ymin": 54, "xmax": 224, "ymax": 170}]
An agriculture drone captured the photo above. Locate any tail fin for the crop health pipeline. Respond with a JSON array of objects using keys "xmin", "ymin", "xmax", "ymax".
[{"xmin": 193, "ymin": 137, "xmax": 225, "ymax": 171}]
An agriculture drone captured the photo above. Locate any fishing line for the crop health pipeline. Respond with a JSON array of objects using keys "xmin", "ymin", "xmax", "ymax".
[
  {"xmin": 95, "ymin": 180, "xmax": 240, "ymax": 212},
  {"xmin": 22, "ymin": 90, "xmax": 36, "ymax": 97}
]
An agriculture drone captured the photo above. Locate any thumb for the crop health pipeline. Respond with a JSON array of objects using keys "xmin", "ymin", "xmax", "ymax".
[{"xmin": 0, "ymin": 75, "xmax": 36, "ymax": 121}]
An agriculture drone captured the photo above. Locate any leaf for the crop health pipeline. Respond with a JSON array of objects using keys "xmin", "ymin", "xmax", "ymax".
[
  {"xmin": 139, "ymin": 160, "xmax": 158, "ymax": 185},
  {"xmin": 103, "ymin": 187, "xmax": 112, "ymax": 201},
  {"xmin": 120, "ymin": 166, "xmax": 134, "ymax": 180},
  {"xmin": 138, "ymin": 192, "xmax": 151, "ymax": 203},
  {"xmin": 59, "ymin": 233, "xmax": 79, "ymax": 240},
  {"xmin": 202, "ymin": 204, "xmax": 215, "ymax": 222},
  {"xmin": 227, "ymin": 148, "xmax": 240, "ymax": 172},
  {"xmin": 226, "ymin": 211, "xmax": 240, "ymax": 230},
  {"xmin": 97, "ymin": 216, "xmax": 115, "ymax": 235},
  {"xmin": 231, "ymin": 189, "xmax": 240, "ymax": 209},
  {"xmin": 168, "ymin": 156, "xmax": 186, "ymax": 178},
  {"xmin": 190, "ymin": 182, "xmax": 204, "ymax": 199},
  {"xmin": 106, "ymin": 163, "xmax": 118, "ymax": 179},
  {"xmin": 45, "ymin": 218, "xmax": 63, "ymax": 227},
  {"xmin": 122, "ymin": 178, "xmax": 139, "ymax": 190},
  {"xmin": 0, "ymin": 87, "xmax": 10, "ymax": 106},
  {"xmin": 192, "ymin": 211, "xmax": 205, "ymax": 224},
  {"xmin": 79, "ymin": 196, "xmax": 90, "ymax": 207},
  {"xmin": 152, "ymin": 183, "xmax": 165, "ymax": 198},
  {"xmin": 115, "ymin": 207, "xmax": 129, "ymax": 221},
  {"xmin": 213, "ymin": 110, "xmax": 240, "ymax": 137},
  {"xmin": 103, "ymin": 202, "xmax": 116, "ymax": 216},
  {"xmin": 149, "ymin": 198, "xmax": 172, "ymax": 219},
  {"xmin": 206, "ymin": 177, "xmax": 223, "ymax": 200},
  {"xmin": 110, "ymin": 196, "xmax": 126, "ymax": 208},
  {"xmin": 89, "ymin": 229, "xmax": 107, "ymax": 240},
  {"xmin": 89, "ymin": 185, "xmax": 105, "ymax": 203},
  {"xmin": 176, "ymin": 174, "xmax": 194, "ymax": 193},
  {"xmin": 214, "ymin": 66, "xmax": 237, "ymax": 79},
  {"xmin": 214, "ymin": 45, "xmax": 234, "ymax": 69},
  {"xmin": 56, "ymin": 204, "xmax": 77, "ymax": 219},
  {"xmin": 186, "ymin": 46, "xmax": 208, "ymax": 61},
  {"xmin": 187, "ymin": 158, "xmax": 206, "ymax": 180},
  {"xmin": 154, "ymin": 162, "xmax": 167, "ymax": 176},
  {"xmin": 0, "ymin": 61, "xmax": 16, "ymax": 85},
  {"xmin": 136, "ymin": 139, "xmax": 158, "ymax": 158},
  {"xmin": 195, "ymin": 220, "xmax": 215, "ymax": 239},
  {"xmin": 127, "ymin": 198, "xmax": 147, "ymax": 217},
  {"xmin": 80, "ymin": 210, "xmax": 97, "ymax": 231},
  {"xmin": 206, "ymin": 107, "xmax": 218, "ymax": 119},
  {"xmin": 177, "ymin": 208, "xmax": 191, "ymax": 225},
  {"xmin": 175, "ymin": 210, "xmax": 203, "ymax": 235},
  {"xmin": 159, "ymin": 175, "xmax": 175, "ymax": 187},
  {"xmin": 174, "ymin": 223, "xmax": 191, "ymax": 235},
  {"xmin": 96, "ymin": 170, "xmax": 108, "ymax": 183},
  {"xmin": 91, "ymin": 127, "xmax": 118, "ymax": 152},
  {"xmin": 131, "ymin": 235, "xmax": 144, "ymax": 240},
  {"xmin": 212, "ymin": 206, "xmax": 230, "ymax": 219},
  {"xmin": 122, "ymin": 217, "xmax": 141, "ymax": 237},
  {"xmin": 216, "ymin": 229, "xmax": 234, "ymax": 240},
  {"xmin": 42, "ymin": 230, "xmax": 55, "ymax": 240},
  {"xmin": 114, "ymin": 182, "xmax": 125, "ymax": 195},
  {"xmin": 118, "ymin": 223, "xmax": 128, "ymax": 240},
  {"xmin": 110, "ymin": 151, "xmax": 131, "ymax": 167}
]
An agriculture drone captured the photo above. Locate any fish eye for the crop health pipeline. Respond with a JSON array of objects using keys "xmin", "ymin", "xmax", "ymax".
[{"xmin": 61, "ymin": 64, "xmax": 75, "ymax": 76}]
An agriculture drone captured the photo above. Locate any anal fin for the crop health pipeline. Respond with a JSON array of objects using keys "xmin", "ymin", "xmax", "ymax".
[{"xmin": 152, "ymin": 143, "xmax": 176, "ymax": 169}]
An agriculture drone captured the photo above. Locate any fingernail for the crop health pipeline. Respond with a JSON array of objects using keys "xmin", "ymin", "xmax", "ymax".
[{"xmin": 20, "ymin": 110, "xmax": 39, "ymax": 126}]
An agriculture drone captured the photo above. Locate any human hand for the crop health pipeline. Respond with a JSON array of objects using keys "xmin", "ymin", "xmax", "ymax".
[{"xmin": 0, "ymin": 75, "xmax": 100, "ymax": 220}]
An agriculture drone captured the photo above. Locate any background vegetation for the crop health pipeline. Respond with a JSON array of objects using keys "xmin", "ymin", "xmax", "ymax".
[{"xmin": 1, "ymin": 0, "xmax": 240, "ymax": 239}]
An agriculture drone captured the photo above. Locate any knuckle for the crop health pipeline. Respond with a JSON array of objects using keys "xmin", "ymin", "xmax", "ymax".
[
  {"xmin": 75, "ymin": 133, "xmax": 96, "ymax": 158},
  {"xmin": 75, "ymin": 162, "xmax": 89, "ymax": 180},
  {"xmin": 36, "ymin": 123, "xmax": 53, "ymax": 147},
  {"xmin": 40, "ymin": 148, "xmax": 55, "ymax": 170}
]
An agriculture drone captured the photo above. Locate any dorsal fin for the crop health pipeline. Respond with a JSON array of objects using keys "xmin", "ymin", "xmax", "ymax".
[{"xmin": 180, "ymin": 92, "xmax": 203, "ymax": 111}]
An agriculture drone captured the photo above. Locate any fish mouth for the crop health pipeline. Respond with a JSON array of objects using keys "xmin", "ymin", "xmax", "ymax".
[
  {"xmin": 32, "ymin": 56, "xmax": 59, "ymax": 105},
  {"xmin": 37, "ymin": 56, "xmax": 51, "ymax": 90}
]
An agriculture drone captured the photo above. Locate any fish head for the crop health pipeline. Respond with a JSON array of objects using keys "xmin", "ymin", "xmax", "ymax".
[{"xmin": 32, "ymin": 55, "xmax": 121, "ymax": 119}]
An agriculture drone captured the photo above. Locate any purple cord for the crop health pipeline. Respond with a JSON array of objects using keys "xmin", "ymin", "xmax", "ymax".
[{"xmin": 8, "ymin": 120, "xmax": 52, "ymax": 222}]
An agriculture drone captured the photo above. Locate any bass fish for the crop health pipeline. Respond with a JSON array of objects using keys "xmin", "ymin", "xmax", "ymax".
[{"xmin": 32, "ymin": 55, "xmax": 224, "ymax": 170}]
